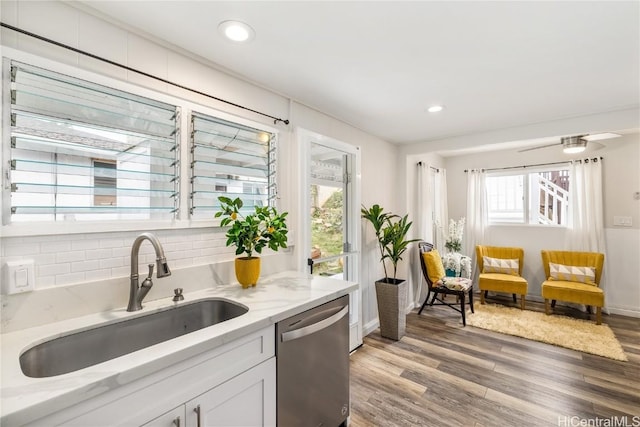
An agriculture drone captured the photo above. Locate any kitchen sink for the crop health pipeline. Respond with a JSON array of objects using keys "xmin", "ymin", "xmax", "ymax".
[{"xmin": 19, "ymin": 299, "xmax": 249, "ymax": 378}]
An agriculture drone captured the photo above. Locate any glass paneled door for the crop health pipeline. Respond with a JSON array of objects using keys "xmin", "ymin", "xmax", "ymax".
[
  {"xmin": 309, "ymin": 143, "xmax": 351, "ymax": 277},
  {"xmin": 300, "ymin": 129, "xmax": 361, "ymax": 350}
]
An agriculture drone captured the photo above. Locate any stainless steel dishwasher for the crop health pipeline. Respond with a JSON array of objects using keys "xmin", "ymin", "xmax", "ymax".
[{"xmin": 276, "ymin": 294, "xmax": 350, "ymax": 427}]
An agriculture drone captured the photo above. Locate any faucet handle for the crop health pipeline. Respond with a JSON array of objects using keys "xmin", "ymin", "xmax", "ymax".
[
  {"xmin": 173, "ymin": 288, "xmax": 184, "ymax": 302},
  {"xmin": 146, "ymin": 263, "xmax": 154, "ymax": 279}
]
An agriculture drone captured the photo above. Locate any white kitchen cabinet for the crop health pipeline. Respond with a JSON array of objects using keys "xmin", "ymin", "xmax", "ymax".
[
  {"xmin": 142, "ymin": 358, "xmax": 275, "ymax": 427},
  {"xmin": 185, "ymin": 357, "xmax": 276, "ymax": 427}
]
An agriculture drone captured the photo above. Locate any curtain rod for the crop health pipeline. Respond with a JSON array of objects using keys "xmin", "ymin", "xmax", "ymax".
[
  {"xmin": 464, "ymin": 157, "xmax": 602, "ymax": 173},
  {"xmin": 416, "ymin": 161, "xmax": 440, "ymax": 172},
  {"xmin": 1, "ymin": 22, "xmax": 290, "ymax": 126}
]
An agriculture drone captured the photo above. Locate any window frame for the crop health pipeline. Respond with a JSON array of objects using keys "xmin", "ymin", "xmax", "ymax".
[
  {"xmin": 486, "ymin": 166, "xmax": 570, "ymax": 227},
  {"xmin": 1, "ymin": 47, "xmax": 281, "ymax": 237}
]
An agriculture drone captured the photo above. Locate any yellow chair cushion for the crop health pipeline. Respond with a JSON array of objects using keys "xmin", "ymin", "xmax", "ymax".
[
  {"xmin": 548, "ymin": 263, "xmax": 596, "ymax": 285},
  {"xmin": 422, "ymin": 250, "xmax": 445, "ymax": 284},
  {"xmin": 542, "ymin": 280, "xmax": 604, "ymax": 307},
  {"xmin": 479, "ymin": 273, "xmax": 528, "ymax": 295}
]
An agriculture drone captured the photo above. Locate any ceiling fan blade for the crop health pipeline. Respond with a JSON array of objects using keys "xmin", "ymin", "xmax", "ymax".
[
  {"xmin": 517, "ymin": 142, "xmax": 560, "ymax": 153},
  {"xmin": 587, "ymin": 141, "xmax": 605, "ymax": 151},
  {"xmin": 582, "ymin": 133, "xmax": 621, "ymax": 142}
]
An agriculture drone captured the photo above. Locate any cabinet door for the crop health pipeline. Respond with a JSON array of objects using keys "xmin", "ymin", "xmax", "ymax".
[
  {"xmin": 141, "ymin": 406, "xmax": 185, "ymax": 427},
  {"xmin": 187, "ymin": 358, "xmax": 276, "ymax": 427}
]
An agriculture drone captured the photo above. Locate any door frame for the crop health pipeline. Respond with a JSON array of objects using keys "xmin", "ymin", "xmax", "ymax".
[{"xmin": 297, "ymin": 127, "xmax": 362, "ymax": 350}]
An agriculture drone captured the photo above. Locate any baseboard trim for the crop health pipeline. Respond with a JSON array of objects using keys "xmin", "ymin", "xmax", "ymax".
[
  {"xmin": 607, "ymin": 307, "xmax": 640, "ymax": 318},
  {"xmin": 363, "ymin": 319, "xmax": 379, "ymax": 336}
]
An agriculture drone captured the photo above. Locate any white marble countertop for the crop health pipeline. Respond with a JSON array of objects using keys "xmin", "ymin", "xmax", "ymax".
[{"xmin": 0, "ymin": 270, "xmax": 358, "ymax": 426}]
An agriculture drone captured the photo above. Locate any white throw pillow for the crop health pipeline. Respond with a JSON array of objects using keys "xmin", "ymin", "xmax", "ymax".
[
  {"xmin": 482, "ymin": 256, "xmax": 519, "ymax": 276},
  {"xmin": 549, "ymin": 263, "xmax": 596, "ymax": 285}
]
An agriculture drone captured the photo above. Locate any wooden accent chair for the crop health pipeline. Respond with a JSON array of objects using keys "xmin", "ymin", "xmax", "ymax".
[
  {"xmin": 541, "ymin": 250, "xmax": 605, "ymax": 324},
  {"xmin": 476, "ymin": 245, "xmax": 528, "ymax": 310},
  {"xmin": 418, "ymin": 242, "xmax": 474, "ymax": 326}
]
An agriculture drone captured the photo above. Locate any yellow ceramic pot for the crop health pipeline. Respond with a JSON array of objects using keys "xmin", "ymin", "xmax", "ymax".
[{"xmin": 235, "ymin": 256, "xmax": 261, "ymax": 288}]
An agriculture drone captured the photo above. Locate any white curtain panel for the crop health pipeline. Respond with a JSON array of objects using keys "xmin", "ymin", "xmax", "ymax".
[
  {"xmin": 565, "ymin": 158, "xmax": 607, "ymax": 312},
  {"xmin": 416, "ymin": 163, "xmax": 434, "ymax": 243},
  {"xmin": 465, "ymin": 169, "xmax": 487, "ymax": 283},
  {"xmin": 566, "ymin": 159, "xmax": 606, "ymax": 252},
  {"xmin": 415, "ymin": 164, "xmax": 448, "ymax": 306},
  {"xmin": 434, "ymin": 169, "xmax": 449, "ymax": 253},
  {"xmin": 414, "ymin": 163, "xmax": 433, "ymax": 306}
]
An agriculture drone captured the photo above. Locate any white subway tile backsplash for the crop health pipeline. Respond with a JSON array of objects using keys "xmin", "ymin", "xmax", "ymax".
[
  {"xmin": 111, "ymin": 246, "xmax": 130, "ymax": 258},
  {"xmin": 1, "ymin": 226, "xmax": 238, "ymax": 293},
  {"xmin": 71, "ymin": 260, "xmax": 101, "ymax": 273},
  {"xmin": 100, "ymin": 257, "xmax": 124, "ymax": 269},
  {"xmin": 57, "ymin": 250, "xmax": 86, "ymax": 263},
  {"xmin": 1, "ymin": 243, "xmax": 40, "ymax": 257},
  {"xmin": 85, "ymin": 248, "xmax": 113, "ymax": 260},
  {"xmin": 41, "ymin": 241, "xmax": 72, "ymax": 254},
  {"xmin": 71, "ymin": 239, "xmax": 101, "ymax": 251},
  {"xmin": 100, "ymin": 239, "xmax": 125, "ymax": 249},
  {"xmin": 38, "ymin": 263, "xmax": 71, "ymax": 277},
  {"xmin": 34, "ymin": 253, "xmax": 57, "ymax": 266}
]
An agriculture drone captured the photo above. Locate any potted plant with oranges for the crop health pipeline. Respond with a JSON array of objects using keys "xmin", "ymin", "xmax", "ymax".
[{"xmin": 216, "ymin": 196, "xmax": 288, "ymax": 288}]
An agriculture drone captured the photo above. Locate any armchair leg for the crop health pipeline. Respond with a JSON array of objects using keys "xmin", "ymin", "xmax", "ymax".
[
  {"xmin": 460, "ymin": 292, "xmax": 466, "ymax": 326},
  {"xmin": 480, "ymin": 290, "xmax": 486, "ymax": 305},
  {"xmin": 520, "ymin": 295, "xmax": 525, "ymax": 310},
  {"xmin": 596, "ymin": 307, "xmax": 602, "ymax": 325},
  {"xmin": 544, "ymin": 299, "xmax": 551, "ymax": 315},
  {"xmin": 430, "ymin": 291, "xmax": 438, "ymax": 306},
  {"xmin": 512, "ymin": 293, "xmax": 517, "ymax": 303}
]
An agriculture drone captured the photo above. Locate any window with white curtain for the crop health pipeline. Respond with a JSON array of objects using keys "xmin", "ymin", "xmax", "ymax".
[
  {"xmin": 189, "ymin": 113, "xmax": 276, "ymax": 219},
  {"xmin": 486, "ymin": 168, "xmax": 570, "ymax": 225},
  {"xmin": 4, "ymin": 60, "xmax": 180, "ymax": 223}
]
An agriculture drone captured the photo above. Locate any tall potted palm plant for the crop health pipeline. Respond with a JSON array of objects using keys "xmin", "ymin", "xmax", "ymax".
[{"xmin": 362, "ymin": 204, "xmax": 418, "ymax": 340}]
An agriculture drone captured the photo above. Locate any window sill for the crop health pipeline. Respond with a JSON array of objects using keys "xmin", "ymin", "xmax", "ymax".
[{"xmin": 0, "ymin": 219, "xmax": 220, "ymax": 238}]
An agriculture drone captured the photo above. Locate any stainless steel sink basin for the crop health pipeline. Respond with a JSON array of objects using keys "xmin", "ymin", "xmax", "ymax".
[{"xmin": 20, "ymin": 299, "xmax": 248, "ymax": 378}]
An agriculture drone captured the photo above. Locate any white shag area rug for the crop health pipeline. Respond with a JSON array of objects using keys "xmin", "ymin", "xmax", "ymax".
[{"xmin": 466, "ymin": 303, "xmax": 628, "ymax": 361}]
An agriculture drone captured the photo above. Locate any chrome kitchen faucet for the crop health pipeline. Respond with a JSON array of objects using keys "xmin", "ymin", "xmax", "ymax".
[{"xmin": 127, "ymin": 233, "xmax": 172, "ymax": 312}]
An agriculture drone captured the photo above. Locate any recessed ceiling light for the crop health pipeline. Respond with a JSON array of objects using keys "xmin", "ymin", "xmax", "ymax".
[
  {"xmin": 218, "ymin": 20, "xmax": 255, "ymax": 43},
  {"xmin": 427, "ymin": 105, "xmax": 444, "ymax": 113}
]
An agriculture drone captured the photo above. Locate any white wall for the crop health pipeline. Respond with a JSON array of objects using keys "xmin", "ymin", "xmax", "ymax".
[{"xmin": 0, "ymin": 0, "xmax": 398, "ymax": 331}]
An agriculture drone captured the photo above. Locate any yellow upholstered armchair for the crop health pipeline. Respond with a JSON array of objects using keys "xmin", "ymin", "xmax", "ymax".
[
  {"xmin": 476, "ymin": 245, "xmax": 528, "ymax": 309},
  {"xmin": 541, "ymin": 250, "xmax": 605, "ymax": 324}
]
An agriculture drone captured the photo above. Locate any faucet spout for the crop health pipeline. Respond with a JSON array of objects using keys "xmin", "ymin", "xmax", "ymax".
[{"xmin": 127, "ymin": 233, "xmax": 172, "ymax": 312}]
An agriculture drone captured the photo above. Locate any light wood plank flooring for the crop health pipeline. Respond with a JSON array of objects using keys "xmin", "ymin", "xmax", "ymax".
[{"xmin": 349, "ymin": 296, "xmax": 640, "ymax": 427}]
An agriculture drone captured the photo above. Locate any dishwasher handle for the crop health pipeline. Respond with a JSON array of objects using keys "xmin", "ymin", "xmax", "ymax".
[{"xmin": 281, "ymin": 305, "xmax": 348, "ymax": 342}]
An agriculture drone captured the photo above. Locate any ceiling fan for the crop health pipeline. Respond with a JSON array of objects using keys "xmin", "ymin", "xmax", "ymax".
[{"xmin": 518, "ymin": 133, "xmax": 620, "ymax": 154}]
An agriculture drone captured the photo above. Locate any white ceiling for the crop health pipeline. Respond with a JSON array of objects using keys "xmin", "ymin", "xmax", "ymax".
[{"xmin": 77, "ymin": 1, "xmax": 639, "ymax": 145}]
